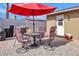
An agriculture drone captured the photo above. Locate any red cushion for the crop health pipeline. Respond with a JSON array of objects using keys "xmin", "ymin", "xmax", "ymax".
[{"xmin": 65, "ymin": 34, "xmax": 73, "ymax": 40}]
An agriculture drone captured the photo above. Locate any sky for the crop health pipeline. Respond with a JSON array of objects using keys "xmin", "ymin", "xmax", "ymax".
[{"xmin": 0, "ymin": 3, "xmax": 79, "ymax": 20}]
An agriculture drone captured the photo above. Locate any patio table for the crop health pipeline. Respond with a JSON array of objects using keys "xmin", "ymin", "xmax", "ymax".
[{"xmin": 24, "ymin": 32, "xmax": 41, "ymax": 47}]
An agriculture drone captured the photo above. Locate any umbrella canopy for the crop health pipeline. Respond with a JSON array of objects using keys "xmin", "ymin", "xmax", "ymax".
[{"xmin": 9, "ymin": 3, "xmax": 56, "ymax": 16}]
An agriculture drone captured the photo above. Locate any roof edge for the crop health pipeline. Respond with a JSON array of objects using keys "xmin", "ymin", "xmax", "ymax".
[{"xmin": 48, "ymin": 6, "xmax": 79, "ymax": 15}]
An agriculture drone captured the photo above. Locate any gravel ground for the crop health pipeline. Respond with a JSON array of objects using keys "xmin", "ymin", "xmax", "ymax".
[{"xmin": 0, "ymin": 37, "xmax": 79, "ymax": 56}]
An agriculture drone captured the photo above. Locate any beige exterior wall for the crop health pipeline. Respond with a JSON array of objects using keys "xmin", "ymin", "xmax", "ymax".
[
  {"xmin": 46, "ymin": 15, "xmax": 56, "ymax": 35},
  {"xmin": 47, "ymin": 9, "xmax": 79, "ymax": 40},
  {"xmin": 64, "ymin": 10, "xmax": 79, "ymax": 40}
]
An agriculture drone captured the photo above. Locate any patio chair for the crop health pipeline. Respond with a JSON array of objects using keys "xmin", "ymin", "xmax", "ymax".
[
  {"xmin": 41, "ymin": 26, "xmax": 56, "ymax": 44},
  {"xmin": 41, "ymin": 26, "xmax": 56, "ymax": 51},
  {"xmin": 15, "ymin": 27, "xmax": 31, "ymax": 53},
  {"xmin": 36, "ymin": 27, "xmax": 45, "ymax": 44}
]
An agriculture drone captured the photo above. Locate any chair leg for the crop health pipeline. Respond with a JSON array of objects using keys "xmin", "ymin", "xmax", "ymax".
[
  {"xmin": 43, "ymin": 39, "xmax": 55, "ymax": 51},
  {"xmin": 48, "ymin": 41, "xmax": 51, "ymax": 46},
  {"xmin": 13, "ymin": 39, "xmax": 17, "ymax": 47},
  {"xmin": 16, "ymin": 43, "xmax": 29, "ymax": 53},
  {"xmin": 39, "ymin": 38, "xmax": 42, "ymax": 44},
  {"xmin": 39, "ymin": 37, "xmax": 44, "ymax": 45},
  {"xmin": 48, "ymin": 35, "xmax": 55, "ymax": 47},
  {"xmin": 16, "ymin": 46, "xmax": 29, "ymax": 53},
  {"xmin": 43, "ymin": 42, "xmax": 55, "ymax": 51}
]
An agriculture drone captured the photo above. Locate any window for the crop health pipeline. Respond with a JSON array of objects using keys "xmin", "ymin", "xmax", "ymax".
[{"xmin": 58, "ymin": 19, "xmax": 63, "ymax": 26}]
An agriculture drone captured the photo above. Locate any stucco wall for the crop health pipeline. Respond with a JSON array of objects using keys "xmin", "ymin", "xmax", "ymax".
[
  {"xmin": 64, "ymin": 10, "xmax": 79, "ymax": 40},
  {"xmin": 47, "ymin": 15, "xmax": 56, "ymax": 35},
  {"xmin": 47, "ymin": 9, "xmax": 79, "ymax": 40}
]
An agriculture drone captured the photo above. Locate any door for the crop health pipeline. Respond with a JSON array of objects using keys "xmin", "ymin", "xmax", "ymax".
[{"xmin": 56, "ymin": 15, "xmax": 64, "ymax": 36}]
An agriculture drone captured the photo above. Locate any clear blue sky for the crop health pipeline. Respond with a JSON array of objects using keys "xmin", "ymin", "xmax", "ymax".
[{"xmin": 0, "ymin": 3, "xmax": 79, "ymax": 20}]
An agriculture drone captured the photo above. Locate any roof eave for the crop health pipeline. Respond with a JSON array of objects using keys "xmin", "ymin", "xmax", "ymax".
[{"xmin": 47, "ymin": 7, "xmax": 79, "ymax": 16}]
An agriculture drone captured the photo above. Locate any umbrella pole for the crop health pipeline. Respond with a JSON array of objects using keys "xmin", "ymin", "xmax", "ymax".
[
  {"xmin": 33, "ymin": 15, "xmax": 37, "ymax": 45},
  {"xmin": 33, "ymin": 15, "xmax": 35, "ymax": 33},
  {"xmin": 30, "ymin": 12, "xmax": 38, "ymax": 47}
]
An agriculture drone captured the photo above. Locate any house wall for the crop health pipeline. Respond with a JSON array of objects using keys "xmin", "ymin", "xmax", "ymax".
[
  {"xmin": 47, "ymin": 9, "xmax": 79, "ymax": 40},
  {"xmin": 64, "ymin": 10, "xmax": 79, "ymax": 40},
  {"xmin": 47, "ymin": 15, "xmax": 56, "ymax": 35}
]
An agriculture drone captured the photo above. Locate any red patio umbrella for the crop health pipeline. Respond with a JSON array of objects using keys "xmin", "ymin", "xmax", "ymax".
[
  {"xmin": 9, "ymin": 3, "xmax": 56, "ymax": 47},
  {"xmin": 9, "ymin": 3, "xmax": 56, "ymax": 16},
  {"xmin": 9, "ymin": 3, "xmax": 56, "ymax": 32}
]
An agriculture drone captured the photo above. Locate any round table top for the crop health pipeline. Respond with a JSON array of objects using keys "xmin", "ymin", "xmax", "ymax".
[{"xmin": 24, "ymin": 32, "xmax": 40, "ymax": 36}]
